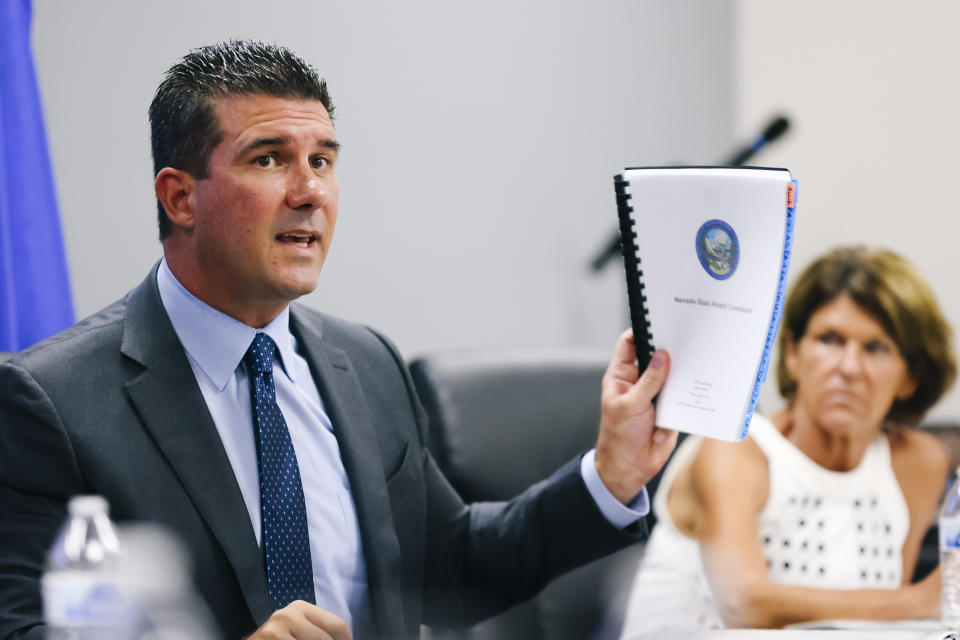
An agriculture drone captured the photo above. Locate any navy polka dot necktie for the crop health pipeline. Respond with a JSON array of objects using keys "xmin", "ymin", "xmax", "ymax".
[{"xmin": 245, "ymin": 333, "xmax": 316, "ymax": 608}]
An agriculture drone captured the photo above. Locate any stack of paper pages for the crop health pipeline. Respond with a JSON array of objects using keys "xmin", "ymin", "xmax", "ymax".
[{"xmin": 615, "ymin": 166, "xmax": 797, "ymax": 441}]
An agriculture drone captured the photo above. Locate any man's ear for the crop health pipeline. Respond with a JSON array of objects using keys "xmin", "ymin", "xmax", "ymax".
[{"xmin": 155, "ymin": 168, "xmax": 196, "ymax": 231}]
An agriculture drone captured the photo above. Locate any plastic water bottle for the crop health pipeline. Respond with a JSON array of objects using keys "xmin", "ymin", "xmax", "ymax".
[
  {"xmin": 941, "ymin": 471, "xmax": 960, "ymax": 629},
  {"xmin": 42, "ymin": 495, "xmax": 137, "ymax": 640},
  {"xmin": 115, "ymin": 524, "xmax": 220, "ymax": 640}
]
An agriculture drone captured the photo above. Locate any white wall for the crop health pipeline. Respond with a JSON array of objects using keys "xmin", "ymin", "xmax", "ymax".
[
  {"xmin": 737, "ymin": 0, "xmax": 960, "ymax": 421},
  {"xmin": 32, "ymin": 0, "xmax": 735, "ymax": 357}
]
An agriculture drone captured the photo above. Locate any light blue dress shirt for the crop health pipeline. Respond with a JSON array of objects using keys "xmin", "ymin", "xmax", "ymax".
[
  {"xmin": 155, "ymin": 258, "xmax": 648, "ymax": 631},
  {"xmin": 157, "ymin": 260, "xmax": 369, "ymax": 632}
]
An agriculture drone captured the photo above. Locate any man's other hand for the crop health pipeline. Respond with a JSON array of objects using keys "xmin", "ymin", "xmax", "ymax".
[
  {"xmin": 248, "ymin": 601, "xmax": 352, "ymax": 640},
  {"xmin": 594, "ymin": 329, "xmax": 677, "ymax": 505}
]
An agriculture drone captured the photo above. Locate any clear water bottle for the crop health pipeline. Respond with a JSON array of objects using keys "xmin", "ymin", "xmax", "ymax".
[
  {"xmin": 941, "ymin": 471, "xmax": 960, "ymax": 629},
  {"xmin": 42, "ymin": 495, "xmax": 137, "ymax": 640},
  {"xmin": 115, "ymin": 524, "xmax": 220, "ymax": 640}
]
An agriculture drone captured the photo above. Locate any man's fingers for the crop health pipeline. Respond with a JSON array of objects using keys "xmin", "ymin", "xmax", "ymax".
[
  {"xmin": 625, "ymin": 348, "xmax": 669, "ymax": 405},
  {"xmin": 250, "ymin": 601, "xmax": 351, "ymax": 640},
  {"xmin": 605, "ymin": 330, "xmax": 657, "ymax": 399},
  {"xmin": 302, "ymin": 605, "xmax": 352, "ymax": 640},
  {"xmin": 604, "ymin": 329, "xmax": 639, "ymax": 382},
  {"xmin": 652, "ymin": 426, "xmax": 676, "ymax": 446},
  {"xmin": 611, "ymin": 328, "xmax": 636, "ymax": 363}
]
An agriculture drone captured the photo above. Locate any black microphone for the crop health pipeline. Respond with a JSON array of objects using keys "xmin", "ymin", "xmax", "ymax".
[
  {"xmin": 725, "ymin": 115, "xmax": 790, "ymax": 166},
  {"xmin": 589, "ymin": 114, "xmax": 791, "ymax": 272}
]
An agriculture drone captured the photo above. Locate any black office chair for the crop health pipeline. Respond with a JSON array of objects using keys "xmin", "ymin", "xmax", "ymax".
[
  {"xmin": 911, "ymin": 421, "xmax": 960, "ymax": 581},
  {"xmin": 409, "ymin": 348, "xmax": 646, "ymax": 640}
]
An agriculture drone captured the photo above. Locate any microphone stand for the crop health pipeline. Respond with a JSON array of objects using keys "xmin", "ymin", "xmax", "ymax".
[{"xmin": 589, "ymin": 115, "xmax": 790, "ymax": 273}]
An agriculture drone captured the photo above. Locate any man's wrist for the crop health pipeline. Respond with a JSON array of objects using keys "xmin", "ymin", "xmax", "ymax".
[{"xmin": 580, "ymin": 449, "xmax": 648, "ymax": 528}]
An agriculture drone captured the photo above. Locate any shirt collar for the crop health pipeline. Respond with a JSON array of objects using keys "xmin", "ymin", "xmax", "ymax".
[{"xmin": 156, "ymin": 258, "xmax": 301, "ymax": 390}]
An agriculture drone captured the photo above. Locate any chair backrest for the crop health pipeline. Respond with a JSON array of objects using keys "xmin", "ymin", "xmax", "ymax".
[
  {"xmin": 410, "ymin": 348, "xmax": 643, "ymax": 640},
  {"xmin": 912, "ymin": 421, "xmax": 960, "ymax": 581}
]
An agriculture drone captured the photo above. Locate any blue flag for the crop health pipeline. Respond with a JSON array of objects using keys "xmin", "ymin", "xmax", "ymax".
[{"xmin": 0, "ymin": 0, "xmax": 74, "ymax": 352}]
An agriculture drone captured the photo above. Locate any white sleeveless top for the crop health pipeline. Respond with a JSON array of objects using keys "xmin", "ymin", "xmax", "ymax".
[{"xmin": 618, "ymin": 414, "xmax": 909, "ymax": 639}]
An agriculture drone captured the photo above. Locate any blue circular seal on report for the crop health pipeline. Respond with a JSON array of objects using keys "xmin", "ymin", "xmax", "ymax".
[{"xmin": 696, "ymin": 219, "xmax": 739, "ymax": 280}]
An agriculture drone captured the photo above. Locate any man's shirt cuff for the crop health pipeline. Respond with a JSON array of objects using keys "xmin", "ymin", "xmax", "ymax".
[{"xmin": 580, "ymin": 448, "xmax": 649, "ymax": 529}]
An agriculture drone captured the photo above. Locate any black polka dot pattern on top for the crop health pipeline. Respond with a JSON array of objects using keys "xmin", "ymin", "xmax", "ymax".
[
  {"xmin": 247, "ymin": 333, "xmax": 316, "ymax": 609},
  {"xmin": 761, "ymin": 492, "xmax": 901, "ymax": 588}
]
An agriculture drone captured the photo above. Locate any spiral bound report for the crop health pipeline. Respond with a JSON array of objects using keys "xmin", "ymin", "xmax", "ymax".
[
  {"xmin": 614, "ymin": 173, "xmax": 654, "ymax": 372},
  {"xmin": 614, "ymin": 166, "xmax": 797, "ymax": 441}
]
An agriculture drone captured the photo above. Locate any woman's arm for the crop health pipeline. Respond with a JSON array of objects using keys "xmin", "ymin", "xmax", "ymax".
[
  {"xmin": 684, "ymin": 437, "xmax": 940, "ymax": 629},
  {"xmin": 888, "ymin": 426, "xmax": 950, "ymax": 582}
]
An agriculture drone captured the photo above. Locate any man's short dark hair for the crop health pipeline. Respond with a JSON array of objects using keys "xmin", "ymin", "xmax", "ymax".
[{"xmin": 149, "ymin": 40, "xmax": 334, "ymax": 239}]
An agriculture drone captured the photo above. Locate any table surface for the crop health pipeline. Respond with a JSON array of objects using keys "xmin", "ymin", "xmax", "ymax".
[
  {"xmin": 700, "ymin": 632, "xmax": 952, "ymax": 640},
  {"xmin": 691, "ymin": 620, "xmax": 957, "ymax": 640},
  {"xmin": 619, "ymin": 620, "xmax": 958, "ymax": 639}
]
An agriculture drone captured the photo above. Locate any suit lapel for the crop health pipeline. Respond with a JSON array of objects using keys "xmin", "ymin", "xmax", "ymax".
[
  {"xmin": 120, "ymin": 268, "xmax": 274, "ymax": 625},
  {"xmin": 291, "ymin": 309, "xmax": 406, "ymax": 634}
]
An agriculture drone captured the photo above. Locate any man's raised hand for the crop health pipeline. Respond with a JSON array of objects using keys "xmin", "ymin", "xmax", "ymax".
[{"xmin": 593, "ymin": 329, "xmax": 677, "ymax": 504}]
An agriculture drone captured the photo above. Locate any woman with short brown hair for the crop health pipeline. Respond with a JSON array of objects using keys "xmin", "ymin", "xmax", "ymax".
[{"xmin": 620, "ymin": 246, "xmax": 957, "ymax": 637}]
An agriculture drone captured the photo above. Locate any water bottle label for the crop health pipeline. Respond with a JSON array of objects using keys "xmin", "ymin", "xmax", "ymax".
[
  {"xmin": 42, "ymin": 571, "xmax": 135, "ymax": 627},
  {"xmin": 942, "ymin": 521, "xmax": 960, "ymax": 550}
]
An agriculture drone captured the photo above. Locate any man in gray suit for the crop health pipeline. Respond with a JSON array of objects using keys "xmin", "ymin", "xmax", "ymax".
[{"xmin": 0, "ymin": 41, "xmax": 676, "ymax": 640}]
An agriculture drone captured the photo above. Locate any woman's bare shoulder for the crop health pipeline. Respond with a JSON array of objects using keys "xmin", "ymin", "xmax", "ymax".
[
  {"xmin": 888, "ymin": 426, "xmax": 949, "ymax": 500},
  {"xmin": 888, "ymin": 426, "xmax": 948, "ymax": 470},
  {"xmin": 689, "ymin": 435, "xmax": 770, "ymax": 514},
  {"xmin": 666, "ymin": 436, "xmax": 768, "ymax": 537}
]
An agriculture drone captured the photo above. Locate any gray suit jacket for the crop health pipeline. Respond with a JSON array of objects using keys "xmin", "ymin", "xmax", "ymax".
[{"xmin": 0, "ymin": 266, "xmax": 642, "ymax": 640}]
